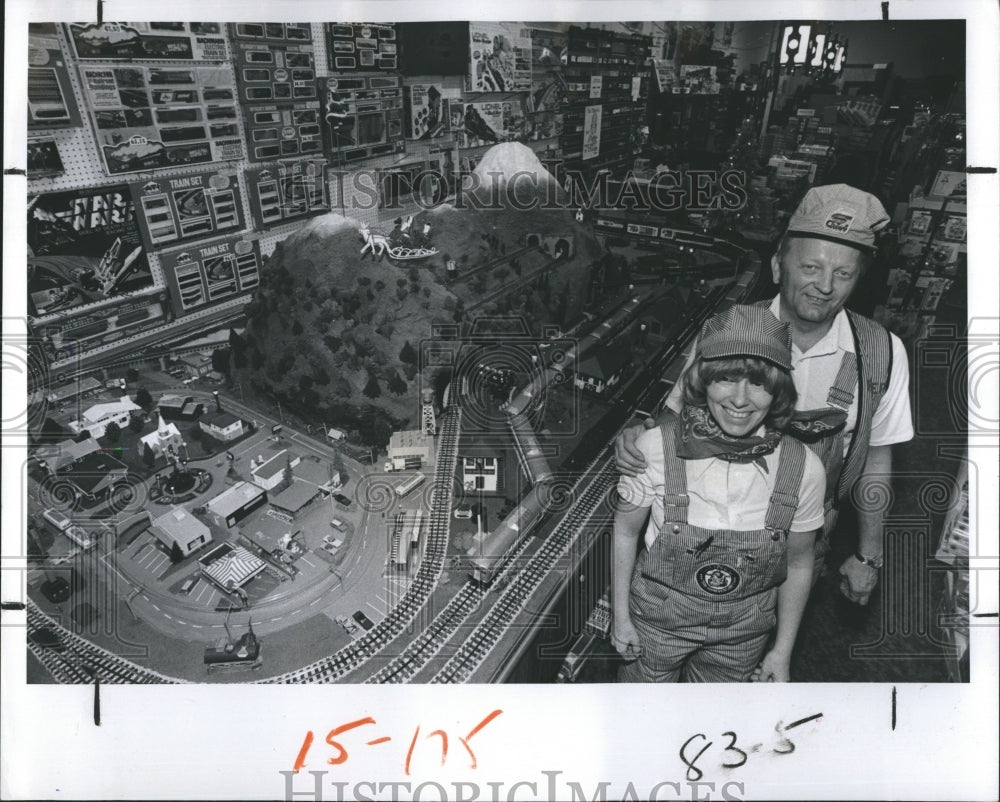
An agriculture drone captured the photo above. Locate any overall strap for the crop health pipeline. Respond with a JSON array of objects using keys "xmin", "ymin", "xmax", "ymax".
[
  {"xmin": 826, "ymin": 351, "xmax": 858, "ymax": 410},
  {"xmin": 838, "ymin": 311, "xmax": 893, "ymax": 501},
  {"xmin": 659, "ymin": 418, "xmax": 689, "ymax": 524},
  {"xmin": 764, "ymin": 436, "xmax": 807, "ymax": 534}
]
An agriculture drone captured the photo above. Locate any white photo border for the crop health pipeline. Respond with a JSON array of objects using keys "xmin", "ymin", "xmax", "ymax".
[{"xmin": 2, "ymin": 1, "xmax": 997, "ymax": 800}]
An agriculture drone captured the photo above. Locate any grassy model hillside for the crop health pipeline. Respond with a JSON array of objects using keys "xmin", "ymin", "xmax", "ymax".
[{"xmin": 233, "ymin": 144, "xmax": 609, "ymax": 447}]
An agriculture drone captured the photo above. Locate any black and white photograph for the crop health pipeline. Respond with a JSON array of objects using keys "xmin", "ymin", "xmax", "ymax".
[{"xmin": 2, "ymin": 1, "xmax": 997, "ymax": 800}]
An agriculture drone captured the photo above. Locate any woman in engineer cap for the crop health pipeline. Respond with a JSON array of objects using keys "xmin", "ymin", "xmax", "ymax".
[{"xmin": 613, "ymin": 304, "xmax": 826, "ymax": 682}]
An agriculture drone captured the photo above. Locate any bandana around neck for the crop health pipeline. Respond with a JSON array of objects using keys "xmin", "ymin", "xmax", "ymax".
[{"xmin": 675, "ymin": 404, "xmax": 781, "ymax": 467}]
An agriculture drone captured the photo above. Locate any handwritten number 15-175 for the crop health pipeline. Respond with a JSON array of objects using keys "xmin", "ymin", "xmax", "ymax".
[{"xmin": 293, "ymin": 710, "xmax": 503, "ymax": 775}]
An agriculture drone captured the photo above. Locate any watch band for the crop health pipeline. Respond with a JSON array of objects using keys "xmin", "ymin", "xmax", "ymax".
[{"xmin": 854, "ymin": 550, "xmax": 884, "ymax": 569}]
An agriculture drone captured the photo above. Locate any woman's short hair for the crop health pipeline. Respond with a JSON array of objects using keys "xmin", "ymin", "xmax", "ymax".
[{"xmin": 682, "ymin": 355, "xmax": 798, "ymax": 431}]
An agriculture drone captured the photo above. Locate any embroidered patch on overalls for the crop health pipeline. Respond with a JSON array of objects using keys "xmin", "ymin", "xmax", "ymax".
[{"xmin": 696, "ymin": 564, "xmax": 741, "ymax": 595}]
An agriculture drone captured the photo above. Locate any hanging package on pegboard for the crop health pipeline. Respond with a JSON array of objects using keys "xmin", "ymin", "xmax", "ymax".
[
  {"xmin": 27, "ymin": 139, "xmax": 66, "ymax": 179},
  {"xmin": 158, "ymin": 235, "xmax": 262, "ymax": 312},
  {"xmin": 28, "ymin": 23, "xmax": 83, "ymax": 129},
  {"xmin": 319, "ymin": 74, "xmax": 405, "ymax": 161},
  {"xmin": 66, "ymin": 22, "xmax": 227, "ymax": 61},
  {"xmin": 78, "ymin": 61, "xmax": 244, "ymax": 174},
  {"xmin": 130, "ymin": 168, "xmax": 246, "ymax": 250},
  {"xmin": 230, "ymin": 23, "xmax": 322, "ymax": 162},
  {"xmin": 244, "ymin": 159, "xmax": 330, "ymax": 228},
  {"xmin": 325, "ymin": 22, "xmax": 397, "ymax": 72},
  {"xmin": 27, "ymin": 184, "xmax": 154, "ymax": 319}
]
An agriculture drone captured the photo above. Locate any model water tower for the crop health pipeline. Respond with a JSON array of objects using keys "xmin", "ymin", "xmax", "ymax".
[{"xmin": 420, "ymin": 388, "xmax": 436, "ymax": 436}]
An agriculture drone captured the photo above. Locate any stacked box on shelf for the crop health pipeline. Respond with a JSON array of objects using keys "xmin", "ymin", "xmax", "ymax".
[
  {"xmin": 404, "ymin": 83, "xmax": 458, "ymax": 141},
  {"xmin": 467, "ymin": 23, "xmax": 532, "ymax": 92},
  {"xmin": 454, "ymin": 99, "xmax": 526, "ymax": 148},
  {"xmin": 230, "ymin": 23, "xmax": 323, "ymax": 163},
  {"xmin": 560, "ymin": 26, "xmax": 651, "ymax": 177}
]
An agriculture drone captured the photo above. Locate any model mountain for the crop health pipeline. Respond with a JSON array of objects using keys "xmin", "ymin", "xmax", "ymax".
[
  {"xmin": 471, "ymin": 142, "xmax": 558, "ymax": 185},
  {"xmin": 233, "ymin": 145, "xmax": 609, "ymax": 452},
  {"xmin": 464, "ymin": 142, "xmax": 565, "ymax": 208}
]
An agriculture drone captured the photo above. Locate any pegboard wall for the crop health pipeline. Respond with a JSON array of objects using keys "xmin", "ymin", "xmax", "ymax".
[{"xmin": 26, "ymin": 20, "xmax": 612, "ymax": 371}]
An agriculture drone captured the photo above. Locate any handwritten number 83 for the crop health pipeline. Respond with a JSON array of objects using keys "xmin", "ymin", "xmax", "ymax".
[{"xmin": 680, "ymin": 723, "xmax": 796, "ymax": 781}]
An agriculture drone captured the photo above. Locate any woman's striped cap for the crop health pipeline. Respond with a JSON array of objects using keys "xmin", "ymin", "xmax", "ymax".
[{"xmin": 698, "ymin": 304, "xmax": 793, "ymax": 370}]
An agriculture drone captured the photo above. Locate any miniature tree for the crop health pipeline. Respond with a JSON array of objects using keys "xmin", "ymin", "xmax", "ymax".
[
  {"xmin": 142, "ymin": 442, "xmax": 155, "ymax": 468},
  {"xmin": 135, "ymin": 387, "xmax": 153, "ymax": 409},
  {"xmin": 169, "ymin": 541, "xmax": 184, "ymax": 564},
  {"xmin": 362, "ymin": 371, "xmax": 382, "ymax": 399},
  {"xmin": 104, "ymin": 421, "xmax": 121, "ymax": 443},
  {"xmin": 291, "ymin": 320, "xmax": 304, "ymax": 336},
  {"xmin": 398, "ymin": 340, "xmax": 417, "ymax": 365},
  {"xmin": 128, "ymin": 413, "xmax": 145, "ymax": 434},
  {"xmin": 387, "ymin": 370, "xmax": 407, "ymax": 396},
  {"xmin": 211, "ymin": 347, "xmax": 231, "ymax": 375},
  {"xmin": 334, "ymin": 377, "xmax": 353, "ymax": 399}
]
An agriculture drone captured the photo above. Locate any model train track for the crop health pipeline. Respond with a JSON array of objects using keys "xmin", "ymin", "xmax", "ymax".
[
  {"xmin": 24, "ymin": 408, "xmax": 460, "ymax": 686},
  {"xmin": 26, "ymin": 601, "xmax": 181, "ymax": 684},
  {"xmin": 452, "ymin": 244, "xmax": 536, "ymax": 284},
  {"xmin": 48, "ymin": 299, "xmax": 248, "ymax": 382},
  {"xmin": 366, "ymin": 431, "xmax": 611, "ymax": 684},
  {"xmin": 466, "ymin": 257, "xmax": 563, "ymax": 314},
  {"xmin": 427, "ymin": 268, "xmax": 761, "ymax": 684},
  {"xmin": 431, "ymin": 450, "xmax": 617, "ymax": 684},
  {"xmin": 364, "ymin": 582, "xmax": 485, "ymax": 683},
  {"xmin": 260, "ymin": 407, "xmax": 461, "ymax": 684}
]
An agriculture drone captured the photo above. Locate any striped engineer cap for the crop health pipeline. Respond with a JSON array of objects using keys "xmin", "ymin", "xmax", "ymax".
[
  {"xmin": 697, "ymin": 304, "xmax": 793, "ymax": 370},
  {"xmin": 786, "ymin": 183, "xmax": 890, "ymax": 252}
]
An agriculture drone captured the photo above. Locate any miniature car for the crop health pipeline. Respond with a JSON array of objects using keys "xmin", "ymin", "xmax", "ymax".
[
  {"xmin": 332, "ymin": 493, "xmax": 352, "ymax": 507},
  {"xmin": 329, "ymin": 518, "xmax": 346, "ymax": 530},
  {"xmin": 323, "ymin": 535, "xmax": 344, "ymax": 549},
  {"xmin": 454, "ymin": 507, "xmax": 473, "ymax": 519},
  {"xmin": 179, "ymin": 576, "xmax": 199, "ymax": 595},
  {"xmin": 352, "ymin": 611, "xmax": 375, "ymax": 631}
]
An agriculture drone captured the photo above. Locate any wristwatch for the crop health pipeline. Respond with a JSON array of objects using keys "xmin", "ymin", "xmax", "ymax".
[{"xmin": 854, "ymin": 551, "xmax": 884, "ymax": 569}]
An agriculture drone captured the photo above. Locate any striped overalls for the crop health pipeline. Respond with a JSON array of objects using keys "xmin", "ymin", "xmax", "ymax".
[{"xmin": 620, "ymin": 423, "xmax": 807, "ymax": 683}]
